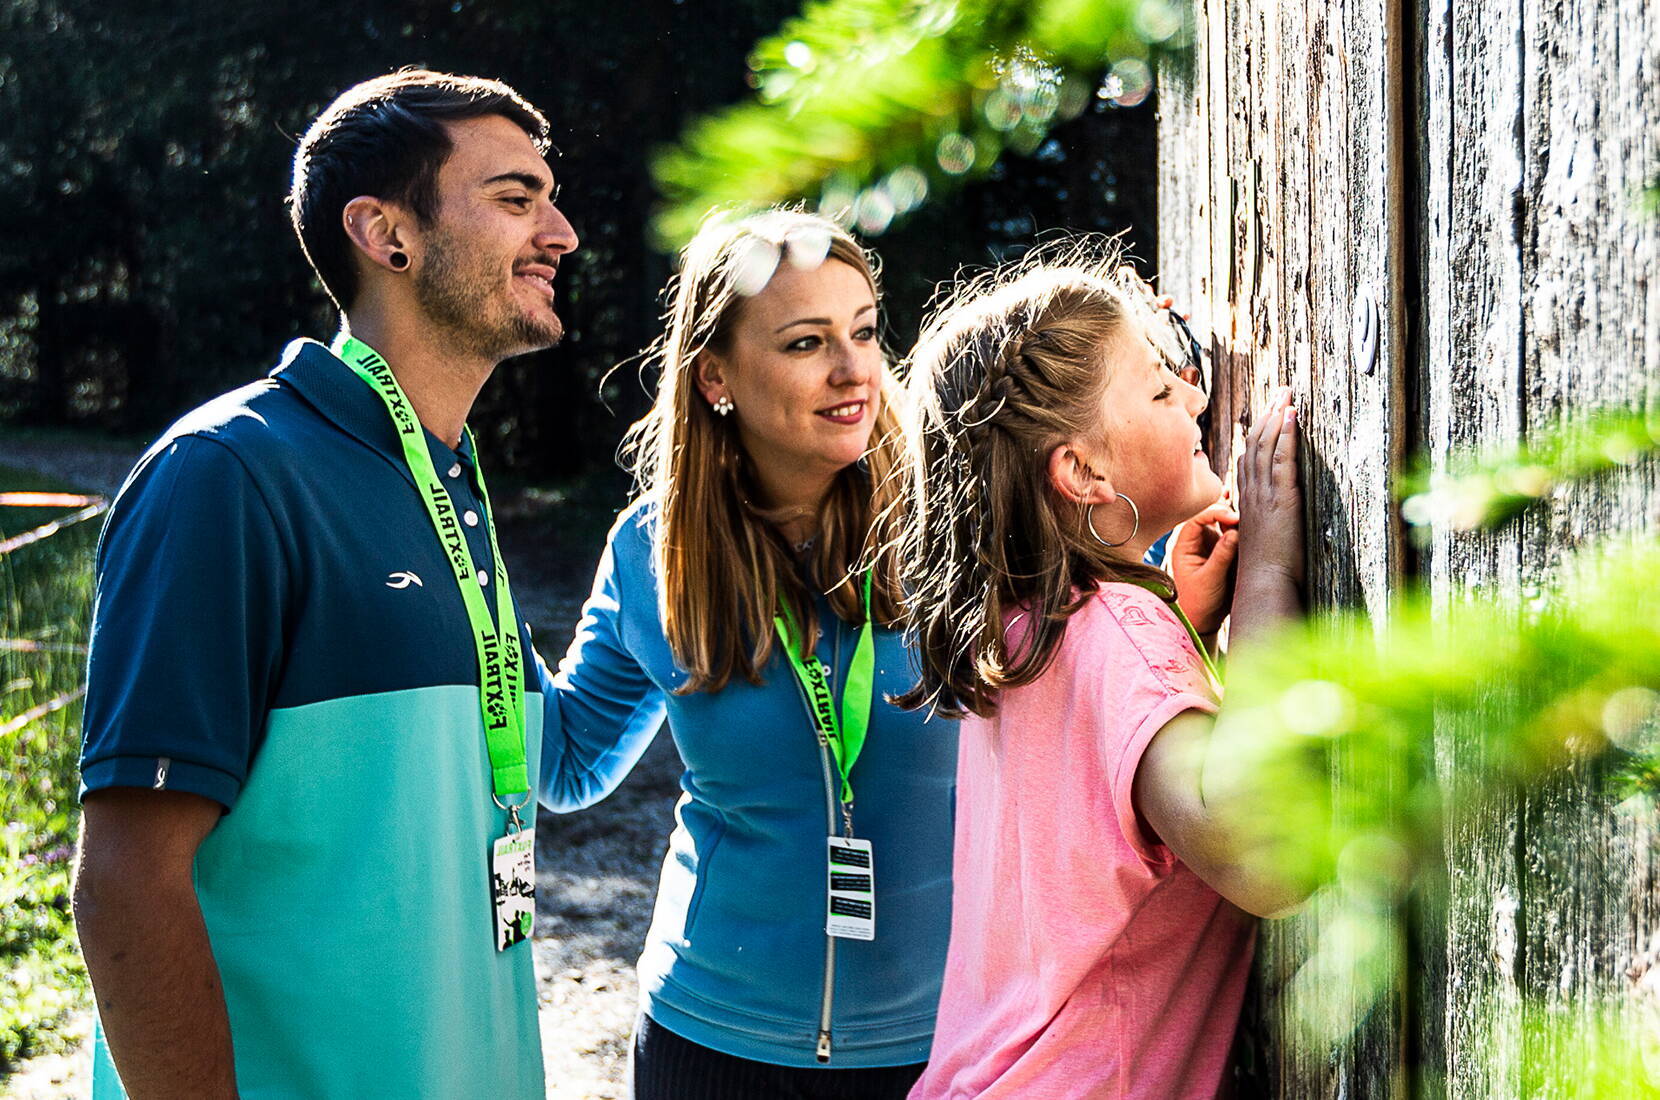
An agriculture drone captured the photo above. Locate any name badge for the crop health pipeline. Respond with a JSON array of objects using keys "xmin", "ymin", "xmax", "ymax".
[
  {"xmin": 491, "ymin": 828, "xmax": 535, "ymax": 951},
  {"xmin": 826, "ymin": 836, "xmax": 875, "ymax": 941}
]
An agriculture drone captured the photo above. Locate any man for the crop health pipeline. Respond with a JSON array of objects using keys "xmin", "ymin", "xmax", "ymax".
[{"xmin": 73, "ymin": 69, "xmax": 578, "ymax": 1098}]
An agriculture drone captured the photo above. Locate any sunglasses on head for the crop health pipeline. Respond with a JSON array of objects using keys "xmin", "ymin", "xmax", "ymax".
[{"xmin": 728, "ymin": 227, "xmax": 836, "ymax": 297}]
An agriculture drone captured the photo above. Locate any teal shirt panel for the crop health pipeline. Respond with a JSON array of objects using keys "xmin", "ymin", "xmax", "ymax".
[{"xmin": 92, "ymin": 686, "xmax": 544, "ymax": 1099}]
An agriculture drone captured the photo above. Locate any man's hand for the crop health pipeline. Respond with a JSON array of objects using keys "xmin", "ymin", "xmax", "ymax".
[
  {"xmin": 1171, "ymin": 497, "xmax": 1239, "ymax": 639},
  {"xmin": 74, "ymin": 788, "xmax": 239, "ymax": 1099}
]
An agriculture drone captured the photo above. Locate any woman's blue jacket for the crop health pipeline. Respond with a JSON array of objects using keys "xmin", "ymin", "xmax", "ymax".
[{"xmin": 536, "ymin": 501, "xmax": 957, "ymax": 1068}]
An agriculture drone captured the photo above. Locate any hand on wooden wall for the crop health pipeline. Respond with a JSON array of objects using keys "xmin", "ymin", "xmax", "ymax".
[
  {"xmin": 1171, "ymin": 496, "xmax": 1240, "ymax": 639},
  {"xmin": 1230, "ymin": 387, "xmax": 1305, "ymax": 646}
]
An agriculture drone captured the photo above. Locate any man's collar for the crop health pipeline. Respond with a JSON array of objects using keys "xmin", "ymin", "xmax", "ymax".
[{"xmin": 272, "ymin": 339, "xmax": 477, "ymax": 488}]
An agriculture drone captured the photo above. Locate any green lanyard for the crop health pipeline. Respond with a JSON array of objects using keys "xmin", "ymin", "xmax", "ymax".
[
  {"xmin": 773, "ymin": 571, "xmax": 876, "ymax": 807},
  {"xmin": 331, "ymin": 334, "xmax": 530, "ymax": 806},
  {"xmin": 1169, "ymin": 601, "xmax": 1224, "ymax": 694}
]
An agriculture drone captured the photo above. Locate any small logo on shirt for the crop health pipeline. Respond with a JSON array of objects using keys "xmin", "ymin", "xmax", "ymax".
[
  {"xmin": 153, "ymin": 757, "xmax": 171, "ymax": 790},
  {"xmin": 386, "ymin": 571, "xmax": 424, "ymax": 589}
]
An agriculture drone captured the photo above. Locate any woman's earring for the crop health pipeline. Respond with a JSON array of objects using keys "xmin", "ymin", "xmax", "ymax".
[
  {"xmin": 389, "ymin": 250, "xmax": 410, "ymax": 271},
  {"xmin": 713, "ymin": 395, "xmax": 735, "ymax": 417},
  {"xmin": 1087, "ymin": 493, "xmax": 1140, "ymax": 548}
]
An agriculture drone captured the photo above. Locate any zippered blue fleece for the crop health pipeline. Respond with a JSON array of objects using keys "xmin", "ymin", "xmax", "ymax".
[{"xmin": 537, "ymin": 502, "xmax": 957, "ymax": 1068}]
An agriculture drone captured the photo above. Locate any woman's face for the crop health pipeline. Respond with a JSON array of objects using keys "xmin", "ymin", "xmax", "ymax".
[
  {"xmin": 1091, "ymin": 316, "xmax": 1220, "ymax": 535},
  {"xmin": 698, "ymin": 256, "xmax": 882, "ymax": 504}
]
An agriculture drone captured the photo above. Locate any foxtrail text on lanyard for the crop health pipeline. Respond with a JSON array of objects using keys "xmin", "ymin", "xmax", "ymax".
[
  {"xmin": 330, "ymin": 334, "xmax": 529, "ymax": 807},
  {"xmin": 773, "ymin": 570, "xmax": 876, "ymax": 826}
]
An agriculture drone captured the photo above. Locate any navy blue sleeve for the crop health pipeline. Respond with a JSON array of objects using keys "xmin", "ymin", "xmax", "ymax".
[
  {"xmin": 538, "ymin": 508, "xmax": 667, "ymax": 813},
  {"xmin": 79, "ymin": 435, "xmax": 288, "ymax": 810}
]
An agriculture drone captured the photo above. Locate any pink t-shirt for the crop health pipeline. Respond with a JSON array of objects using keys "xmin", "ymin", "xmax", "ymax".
[{"xmin": 911, "ymin": 583, "xmax": 1256, "ymax": 1100}]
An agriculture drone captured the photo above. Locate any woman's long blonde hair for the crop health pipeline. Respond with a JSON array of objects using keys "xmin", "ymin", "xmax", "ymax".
[
  {"xmin": 621, "ymin": 209, "xmax": 904, "ymax": 694},
  {"xmin": 894, "ymin": 238, "xmax": 1183, "ymax": 719}
]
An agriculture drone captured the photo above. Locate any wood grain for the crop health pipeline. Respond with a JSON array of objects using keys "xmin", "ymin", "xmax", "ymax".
[{"xmin": 1159, "ymin": 0, "xmax": 1658, "ymax": 1093}]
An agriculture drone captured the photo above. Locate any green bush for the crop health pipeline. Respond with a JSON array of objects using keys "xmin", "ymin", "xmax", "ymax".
[{"xmin": 1, "ymin": 465, "xmax": 98, "ymax": 1071}]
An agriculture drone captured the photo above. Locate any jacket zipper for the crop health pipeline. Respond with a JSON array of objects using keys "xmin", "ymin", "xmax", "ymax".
[{"xmin": 789, "ymin": 615, "xmax": 845, "ymax": 1064}]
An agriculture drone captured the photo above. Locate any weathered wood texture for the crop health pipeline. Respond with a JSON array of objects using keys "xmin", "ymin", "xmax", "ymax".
[
  {"xmin": 1158, "ymin": 0, "xmax": 1411, "ymax": 1095},
  {"xmin": 1421, "ymin": 0, "xmax": 1660, "ymax": 1095},
  {"xmin": 1160, "ymin": 0, "xmax": 1659, "ymax": 1094}
]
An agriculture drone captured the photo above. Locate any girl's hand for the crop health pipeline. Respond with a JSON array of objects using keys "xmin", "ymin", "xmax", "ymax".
[
  {"xmin": 1172, "ymin": 498, "xmax": 1239, "ymax": 636},
  {"xmin": 1230, "ymin": 387, "xmax": 1305, "ymax": 642}
]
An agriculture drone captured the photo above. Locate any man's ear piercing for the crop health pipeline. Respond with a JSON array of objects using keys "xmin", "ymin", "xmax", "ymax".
[{"xmin": 389, "ymin": 250, "xmax": 409, "ymax": 271}]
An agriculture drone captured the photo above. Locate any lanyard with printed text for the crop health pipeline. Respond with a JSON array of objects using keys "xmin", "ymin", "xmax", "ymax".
[
  {"xmin": 774, "ymin": 571, "xmax": 876, "ymax": 814},
  {"xmin": 331, "ymin": 334, "xmax": 529, "ymax": 807}
]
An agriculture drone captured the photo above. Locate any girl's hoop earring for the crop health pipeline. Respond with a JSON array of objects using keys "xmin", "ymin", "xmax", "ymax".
[
  {"xmin": 1087, "ymin": 493, "xmax": 1140, "ymax": 548},
  {"xmin": 713, "ymin": 395, "xmax": 735, "ymax": 416}
]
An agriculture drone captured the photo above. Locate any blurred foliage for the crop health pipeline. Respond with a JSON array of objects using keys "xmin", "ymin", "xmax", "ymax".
[
  {"xmin": 1401, "ymin": 407, "xmax": 1660, "ymax": 534},
  {"xmin": 653, "ymin": 0, "xmax": 1185, "ymax": 246},
  {"xmin": 0, "ymin": 465, "xmax": 97, "ymax": 1070},
  {"xmin": 1208, "ymin": 418, "xmax": 1660, "ymax": 1089},
  {"xmin": 0, "ymin": 0, "xmax": 1157, "ymax": 480}
]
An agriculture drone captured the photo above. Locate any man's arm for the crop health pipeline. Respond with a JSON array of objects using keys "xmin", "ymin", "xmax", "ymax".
[{"xmin": 74, "ymin": 789, "xmax": 238, "ymax": 1099}]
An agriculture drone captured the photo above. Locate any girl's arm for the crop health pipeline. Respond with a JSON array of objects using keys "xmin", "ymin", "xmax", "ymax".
[
  {"xmin": 1132, "ymin": 390, "xmax": 1308, "ymax": 918},
  {"xmin": 1133, "ymin": 710, "xmax": 1308, "ymax": 917}
]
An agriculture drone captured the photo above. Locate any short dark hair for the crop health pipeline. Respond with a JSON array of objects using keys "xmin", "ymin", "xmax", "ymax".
[{"xmin": 289, "ymin": 68, "xmax": 551, "ymax": 309}]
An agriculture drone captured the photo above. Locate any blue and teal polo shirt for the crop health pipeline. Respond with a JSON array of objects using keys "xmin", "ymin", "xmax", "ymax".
[{"xmin": 80, "ymin": 338, "xmax": 546, "ymax": 1099}]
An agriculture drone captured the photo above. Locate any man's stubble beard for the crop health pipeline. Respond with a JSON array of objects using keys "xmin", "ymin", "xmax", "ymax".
[{"xmin": 413, "ymin": 228, "xmax": 563, "ymax": 363}]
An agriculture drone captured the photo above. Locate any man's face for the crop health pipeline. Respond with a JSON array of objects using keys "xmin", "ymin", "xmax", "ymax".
[{"xmin": 410, "ymin": 114, "xmax": 578, "ymax": 362}]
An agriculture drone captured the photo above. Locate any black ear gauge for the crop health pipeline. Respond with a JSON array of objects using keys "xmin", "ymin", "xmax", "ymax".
[{"xmin": 389, "ymin": 250, "xmax": 410, "ymax": 271}]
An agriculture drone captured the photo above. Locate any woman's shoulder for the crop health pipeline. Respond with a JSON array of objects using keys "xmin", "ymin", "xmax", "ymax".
[
  {"xmin": 603, "ymin": 496, "xmax": 659, "ymax": 554},
  {"xmin": 592, "ymin": 497, "xmax": 662, "ymax": 597}
]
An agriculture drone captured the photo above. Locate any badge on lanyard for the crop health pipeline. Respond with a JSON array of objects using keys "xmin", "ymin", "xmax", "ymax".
[
  {"xmin": 827, "ymin": 836, "xmax": 876, "ymax": 940},
  {"xmin": 333, "ymin": 334, "xmax": 534, "ymax": 951},
  {"xmin": 492, "ymin": 817, "xmax": 535, "ymax": 950},
  {"xmin": 776, "ymin": 572, "xmax": 879, "ymax": 941}
]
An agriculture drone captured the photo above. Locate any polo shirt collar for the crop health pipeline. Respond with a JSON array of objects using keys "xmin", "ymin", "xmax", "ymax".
[{"xmin": 272, "ymin": 338, "xmax": 479, "ymax": 489}]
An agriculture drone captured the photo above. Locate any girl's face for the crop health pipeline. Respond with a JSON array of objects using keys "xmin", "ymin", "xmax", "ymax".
[
  {"xmin": 1091, "ymin": 317, "xmax": 1221, "ymax": 534},
  {"xmin": 697, "ymin": 257, "xmax": 883, "ymax": 503}
]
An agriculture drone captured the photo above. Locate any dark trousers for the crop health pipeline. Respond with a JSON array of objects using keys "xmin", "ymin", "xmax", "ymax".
[{"xmin": 629, "ymin": 1012, "xmax": 927, "ymax": 1100}]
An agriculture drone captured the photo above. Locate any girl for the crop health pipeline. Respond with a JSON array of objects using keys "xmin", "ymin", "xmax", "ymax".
[
  {"xmin": 897, "ymin": 244, "xmax": 1306, "ymax": 1098},
  {"xmin": 538, "ymin": 209, "xmax": 956, "ymax": 1098}
]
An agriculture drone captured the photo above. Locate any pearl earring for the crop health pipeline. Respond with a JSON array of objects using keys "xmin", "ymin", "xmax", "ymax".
[{"xmin": 713, "ymin": 395, "xmax": 735, "ymax": 416}]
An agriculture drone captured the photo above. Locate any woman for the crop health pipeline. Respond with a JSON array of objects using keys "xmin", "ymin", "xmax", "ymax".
[{"xmin": 538, "ymin": 209, "xmax": 956, "ymax": 1098}]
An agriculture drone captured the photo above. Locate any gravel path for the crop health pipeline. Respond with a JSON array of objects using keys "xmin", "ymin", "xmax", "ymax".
[{"xmin": 1, "ymin": 435, "xmax": 681, "ymax": 1099}]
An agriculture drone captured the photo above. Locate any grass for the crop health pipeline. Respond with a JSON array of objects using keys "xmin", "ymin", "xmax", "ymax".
[{"xmin": 1, "ymin": 463, "xmax": 98, "ymax": 1073}]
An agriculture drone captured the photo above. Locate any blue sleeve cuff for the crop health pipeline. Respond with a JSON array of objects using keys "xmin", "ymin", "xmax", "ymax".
[{"xmin": 80, "ymin": 754, "xmax": 243, "ymax": 811}]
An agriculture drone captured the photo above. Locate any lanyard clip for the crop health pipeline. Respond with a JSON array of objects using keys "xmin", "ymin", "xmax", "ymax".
[{"xmin": 840, "ymin": 802, "xmax": 855, "ymax": 839}]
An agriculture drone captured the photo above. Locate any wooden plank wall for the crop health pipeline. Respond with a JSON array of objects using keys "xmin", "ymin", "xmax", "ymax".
[
  {"xmin": 1157, "ymin": 0, "xmax": 1411, "ymax": 1094},
  {"xmin": 1421, "ymin": 0, "xmax": 1660, "ymax": 1095},
  {"xmin": 1162, "ymin": 0, "xmax": 1660, "ymax": 1095}
]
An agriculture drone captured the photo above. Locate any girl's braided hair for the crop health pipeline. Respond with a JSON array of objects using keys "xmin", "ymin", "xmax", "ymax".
[{"xmin": 893, "ymin": 237, "xmax": 1183, "ymax": 719}]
